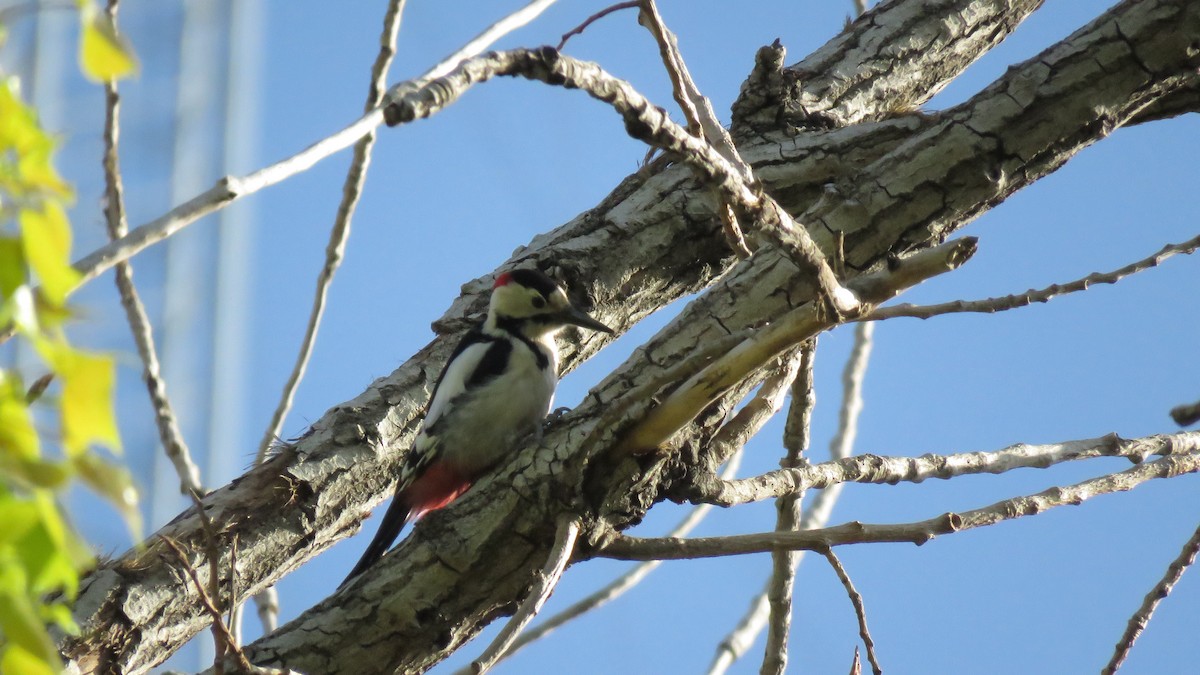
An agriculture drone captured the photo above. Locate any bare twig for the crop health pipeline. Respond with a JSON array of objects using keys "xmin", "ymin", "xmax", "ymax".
[
  {"xmin": 864, "ymin": 233, "xmax": 1200, "ymax": 322},
  {"xmin": 693, "ymin": 431, "xmax": 1200, "ymax": 508},
  {"xmin": 637, "ymin": 0, "xmax": 702, "ymax": 134},
  {"xmin": 160, "ymin": 536, "xmax": 252, "ymax": 674},
  {"xmin": 101, "ymin": 0, "xmax": 203, "ymax": 499},
  {"xmin": 761, "ymin": 343, "xmax": 815, "ymax": 675},
  {"xmin": 1170, "ymin": 399, "xmax": 1200, "ymax": 427},
  {"xmin": 498, "ymin": 448, "xmax": 749, "ymax": 663},
  {"xmin": 637, "ymin": 0, "xmax": 752, "ymax": 255},
  {"xmin": 557, "ymin": 1, "xmax": 638, "ymax": 51},
  {"xmin": 820, "ymin": 547, "xmax": 882, "ymax": 675},
  {"xmin": 599, "ymin": 453, "xmax": 1200, "ymax": 561},
  {"xmin": 462, "ymin": 514, "xmax": 582, "ymax": 675},
  {"xmin": 1103, "ymin": 520, "xmax": 1200, "ymax": 674},
  {"xmin": 254, "ymin": 0, "xmax": 407, "ymax": 465}
]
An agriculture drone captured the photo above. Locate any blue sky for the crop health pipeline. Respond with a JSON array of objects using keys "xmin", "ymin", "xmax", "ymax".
[{"xmin": 24, "ymin": 0, "xmax": 1200, "ymax": 672}]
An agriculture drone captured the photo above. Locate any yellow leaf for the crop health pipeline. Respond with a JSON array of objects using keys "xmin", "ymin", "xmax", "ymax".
[
  {"xmin": 78, "ymin": 4, "xmax": 139, "ymax": 83},
  {"xmin": 18, "ymin": 202, "xmax": 81, "ymax": 306},
  {"xmin": 58, "ymin": 350, "xmax": 121, "ymax": 455},
  {"xmin": 0, "ymin": 642, "xmax": 60, "ymax": 675}
]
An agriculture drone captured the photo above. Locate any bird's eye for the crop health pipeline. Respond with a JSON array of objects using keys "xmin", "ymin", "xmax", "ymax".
[{"xmin": 531, "ymin": 296, "xmax": 546, "ymax": 309}]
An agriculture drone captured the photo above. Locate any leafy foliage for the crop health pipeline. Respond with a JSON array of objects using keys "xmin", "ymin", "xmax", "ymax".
[{"xmin": 0, "ymin": 5, "xmax": 139, "ymax": 672}]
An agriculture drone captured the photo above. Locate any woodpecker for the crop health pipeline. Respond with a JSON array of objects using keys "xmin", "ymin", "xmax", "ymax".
[{"xmin": 342, "ymin": 268, "xmax": 612, "ymax": 586}]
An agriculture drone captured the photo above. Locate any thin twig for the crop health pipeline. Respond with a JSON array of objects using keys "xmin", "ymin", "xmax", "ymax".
[
  {"xmin": 254, "ymin": 0, "xmax": 407, "ymax": 466},
  {"xmin": 557, "ymin": 1, "xmax": 638, "ymax": 50},
  {"xmin": 693, "ymin": 431, "xmax": 1200, "ymax": 508},
  {"xmin": 160, "ymin": 536, "xmax": 253, "ymax": 674},
  {"xmin": 102, "ymin": 0, "xmax": 203, "ymax": 499},
  {"xmin": 1103, "ymin": 520, "xmax": 1200, "ymax": 674},
  {"xmin": 462, "ymin": 514, "xmax": 582, "ymax": 674},
  {"xmin": 820, "ymin": 547, "xmax": 882, "ymax": 675},
  {"xmin": 638, "ymin": 0, "xmax": 702, "ymax": 134},
  {"xmin": 246, "ymin": 0, "xmax": 402, "ymax": 636},
  {"xmin": 600, "ymin": 453, "xmax": 1200, "ymax": 561},
  {"xmin": 864, "ymin": 233, "xmax": 1200, "ymax": 322},
  {"xmin": 637, "ymin": 0, "xmax": 751, "ymax": 256},
  {"xmin": 498, "ymin": 448, "xmax": 749, "ymax": 663},
  {"xmin": 761, "ymin": 343, "xmax": 815, "ymax": 675},
  {"xmin": 187, "ymin": 490, "xmax": 230, "ymax": 669}
]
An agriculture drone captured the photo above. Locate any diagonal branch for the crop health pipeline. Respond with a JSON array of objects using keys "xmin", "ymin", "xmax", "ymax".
[
  {"xmin": 385, "ymin": 48, "xmax": 857, "ymax": 316},
  {"xmin": 820, "ymin": 547, "xmax": 882, "ymax": 675},
  {"xmin": 1103, "ymin": 520, "xmax": 1200, "ymax": 674},
  {"xmin": 461, "ymin": 515, "xmax": 582, "ymax": 675},
  {"xmin": 101, "ymin": 0, "xmax": 202, "ymax": 499},
  {"xmin": 243, "ymin": 0, "xmax": 410, "ymax": 638},
  {"xmin": 865, "ymin": 232, "xmax": 1200, "ymax": 322}
]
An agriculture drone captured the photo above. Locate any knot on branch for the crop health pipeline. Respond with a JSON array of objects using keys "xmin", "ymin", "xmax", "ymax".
[{"xmin": 731, "ymin": 39, "xmax": 789, "ymax": 134}]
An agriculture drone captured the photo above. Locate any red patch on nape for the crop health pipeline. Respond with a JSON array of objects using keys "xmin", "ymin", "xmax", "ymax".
[
  {"xmin": 493, "ymin": 272, "xmax": 513, "ymax": 288},
  {"xmin": 402, "ymin": 461, "xmax": 473, "ymax": 524}
]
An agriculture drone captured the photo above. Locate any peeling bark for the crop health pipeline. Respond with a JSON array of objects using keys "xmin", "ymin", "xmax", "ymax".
[{"xmin": 63, "ymin": 0, "xmax": 1200, "ymax": 672}]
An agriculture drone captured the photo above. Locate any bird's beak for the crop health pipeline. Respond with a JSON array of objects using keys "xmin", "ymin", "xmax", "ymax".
[{"xmin": 562, "ymin": 305, "xmax": 613, "ymax": 334}]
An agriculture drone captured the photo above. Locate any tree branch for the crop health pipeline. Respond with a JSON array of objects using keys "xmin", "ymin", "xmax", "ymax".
[
  {"xmin": 865, "ymin": 232, "xmax": 1200, "ymax": 321},
  {"xmin": 101, "ymin": 0, "xmax": 201, "ymax": 499},
  {"xmin": 691, "ymin": 431, "xmax": 1200, "ymax": 508},
  {"xmin": 760, "ymin": 344, "xmax": 814, "ymax": 675},
  {"xmin": 461, "ymin": 515, "xmax": 581, "ymax": 674},
  {"xmin": 820, "ymin": 547, "xmax": 882, "ymax": 675},
  {"xmin": 600, "ymin": 453, "xmax": 1200, "ymax": 560},
  {"xmin": 1103, "ymin": 520, "xmax": 1200, "ymax": 674}
]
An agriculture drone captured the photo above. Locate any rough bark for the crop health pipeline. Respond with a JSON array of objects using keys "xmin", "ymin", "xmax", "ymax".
[{"xmin": 63, "ymin": 0, "xmax": 1200, "ymax": 672}]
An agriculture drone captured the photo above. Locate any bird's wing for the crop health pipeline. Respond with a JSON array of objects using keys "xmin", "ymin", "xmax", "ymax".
[{"xmin": 424, "ymin": 329, "xmax": 510, "ymax": 426}]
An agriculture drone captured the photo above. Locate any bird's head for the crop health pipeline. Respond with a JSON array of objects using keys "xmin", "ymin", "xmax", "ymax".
[{"xmin": 487, "ymin": 269, "xmax": 613, "ymax": 338}]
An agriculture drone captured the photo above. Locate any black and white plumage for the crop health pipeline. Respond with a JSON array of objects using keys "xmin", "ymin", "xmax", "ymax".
[{"xmin": 342, "ymin": 268, "xmax": 611, "ymax": 586}]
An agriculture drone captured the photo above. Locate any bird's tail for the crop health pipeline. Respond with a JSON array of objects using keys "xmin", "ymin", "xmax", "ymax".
[
  {"xmin": 339, "ymin": 461, "xmax": 473, "ymax": 589},
  {"xmin": 340, "ymin": 499, "xmax": 415, "ymax": 588}
]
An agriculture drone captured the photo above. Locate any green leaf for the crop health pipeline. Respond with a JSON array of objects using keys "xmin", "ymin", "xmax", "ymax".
[
  {"xmin": 18, "ymin": 202, "xmax": 81, "ymax": 306},
  {"xmin": 77, "ymin": 3, "xmax": 139, "ymax": 83},
  {"xmin": 0, "ymin": 237, "xmax": 25, "ymax": 301},
  {"xmin": 0, "ymin": 376, "xmax": 39, "ymax": 461},
  {"xmin": 0, "ymin": 495, "xmax": 39, "ymax": 546},
  {"xmin": 74, "ymin": 453, "xmax": 141, "ymax": 540},
  {"xmin": 0, "ymin": 585, "xmax": 61, "ymax": 670}
]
